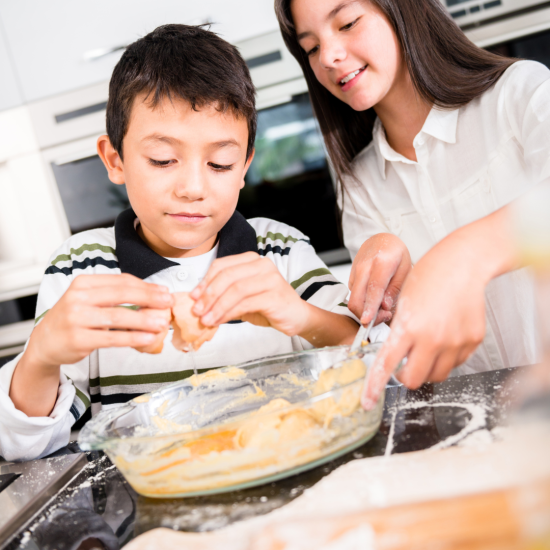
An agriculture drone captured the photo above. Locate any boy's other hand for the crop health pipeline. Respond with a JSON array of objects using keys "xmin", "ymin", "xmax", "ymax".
[
  {"xmin": 26, "ymin": 274, "xmax": 174, "ymax": 369},
  {"xmin": 190, "ymin": 252, "xmax": 309, "ymax": 336}
]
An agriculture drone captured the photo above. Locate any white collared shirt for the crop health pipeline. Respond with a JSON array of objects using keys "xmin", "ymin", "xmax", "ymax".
[{"xmin": 341, "ymin": 60, "xmax": 550, "ymax": 375}]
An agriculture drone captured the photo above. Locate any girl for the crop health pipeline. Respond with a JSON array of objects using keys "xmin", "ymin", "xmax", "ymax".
[{"xmin": 275, "ymin": 0, "xmax": 550, "ymax": 407}]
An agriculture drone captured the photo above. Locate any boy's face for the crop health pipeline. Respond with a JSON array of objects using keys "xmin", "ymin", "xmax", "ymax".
[{"xmin": 98, "ymin": 95, "xmax": 253, "ymax": 258}]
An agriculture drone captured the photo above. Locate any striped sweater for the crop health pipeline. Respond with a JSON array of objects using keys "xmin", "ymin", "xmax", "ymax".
[{"xmin": 0, "ymin": 209, "xmax": 359, "ymax": 461}]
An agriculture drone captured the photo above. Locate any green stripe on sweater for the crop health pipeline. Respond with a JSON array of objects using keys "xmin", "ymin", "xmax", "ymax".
[
  {"xmin": 89, "ymin": 369, "xmax": 195, "ymax": 388},
  {"xmin": 256, "ymin": 232, "xmax": 300, "ymax": 245},
  {"xmin": 51, "ymin": 243, "xmax": 116, "ymax": 265},
  {"xmin": 290, "ymin": 268, "xmax": 332, "ymax": 290}
]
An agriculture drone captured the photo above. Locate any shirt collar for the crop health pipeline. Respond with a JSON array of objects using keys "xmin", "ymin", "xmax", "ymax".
[
  {"xmin": 114, "ymin": 208, "xmax": 258, "ymax": 280},
  {"xmin": 372, "ymin": 107, "xmax": 459, "ymax": 180},
  {"xmin": 421, "ymin": 107, "xmax": 459, "ymax": 145}
]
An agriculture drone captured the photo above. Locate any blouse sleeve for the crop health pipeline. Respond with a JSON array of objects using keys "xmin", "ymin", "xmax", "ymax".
[{"xmin": 503, "ymin": 60, "xmax": 550, "ymax": 184}]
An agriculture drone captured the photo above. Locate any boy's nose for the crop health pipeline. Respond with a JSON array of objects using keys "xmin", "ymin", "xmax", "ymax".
[{"xmin": 174, "ymin": 166, "xmax": 205, "ymax": 200}]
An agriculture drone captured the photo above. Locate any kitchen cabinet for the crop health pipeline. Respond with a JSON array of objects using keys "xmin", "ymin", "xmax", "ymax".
[
  {"xmin": 0, "ymin": 0, "xmax": 279, "ymax": 103},
  {"xmin": 0, "ymin": 24, "xmax": 22, "ymax": 112}
]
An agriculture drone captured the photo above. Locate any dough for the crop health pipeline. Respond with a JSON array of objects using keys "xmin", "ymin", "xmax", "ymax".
[
  {"xmin": 134, "ymin": 308, "xmax": 172, "ymax": 354},
  {"xmin": 188, "ymin": 366, "xmax": 246, "ymax": 387},
  {"xmin": 171, "ymin": 293, "xmax": 218, "ymax": 352},
  {"xmin": 236, "ymin": 399, "xmax": 319, "ymax": 450},
  {"xmin": 311, "ymin": 359, "xmax": 366, "ymax": 424},
  {"xmin": 111, "ymin": 359, "xmax": 370, "ymax": 496}
]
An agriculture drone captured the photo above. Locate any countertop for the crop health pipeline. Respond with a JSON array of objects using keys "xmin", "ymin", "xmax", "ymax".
[{"xmin": 4, "ymin": 366, "xmax": 523, "ymax": 550}]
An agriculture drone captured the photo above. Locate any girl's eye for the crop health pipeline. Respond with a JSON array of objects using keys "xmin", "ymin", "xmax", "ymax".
[
  {"xmin": 340, "ymin": 17, "xmax": 360, "ymax": 31},
  {"xmin": 307, "ymin": 45, "xmax": 319, "ymax": 57},
  {"xmin": 209, "ymin": 162, "xmax": 234, "ymax": 172},
  {"xmin": 148, "ymin": 159, "xmax": 175, "ymax": 168}
]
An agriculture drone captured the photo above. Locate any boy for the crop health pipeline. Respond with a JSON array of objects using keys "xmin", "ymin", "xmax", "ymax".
[{"xmin": 0, "ymin": 24, "xmax": 366, "ymax": 462}]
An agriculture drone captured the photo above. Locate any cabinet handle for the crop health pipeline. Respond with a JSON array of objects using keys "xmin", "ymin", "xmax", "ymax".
[{"xmin": 83, "ymin": 45, "xmax": 127, "ymax": 62}]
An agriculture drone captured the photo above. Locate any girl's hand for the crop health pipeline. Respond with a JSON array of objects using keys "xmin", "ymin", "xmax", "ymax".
[
  {"xmin": 348, "ymin": 233, "xmax": 412, "ymax": 326},
  {"xmin": 190, "ymin": 252, "xmax": 310, "ymax": 336},
  {"xmin": 360, "ymin": 206, "xmax": 518, "ymax": 410}
]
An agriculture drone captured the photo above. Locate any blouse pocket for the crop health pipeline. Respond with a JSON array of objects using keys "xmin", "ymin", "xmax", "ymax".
[{"xmin": 385, "ymin": 208, "xmax": 435, "ymax": 264}]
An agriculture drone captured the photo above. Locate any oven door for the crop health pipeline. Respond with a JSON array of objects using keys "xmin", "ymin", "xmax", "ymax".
[{"xmin": 41, "ymin": 136, "xmax": 130, "ymax": 236}]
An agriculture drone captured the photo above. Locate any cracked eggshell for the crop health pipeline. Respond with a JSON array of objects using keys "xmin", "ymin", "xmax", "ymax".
[
  {"xmin": 171, "ymin": 292, "xmax": 218, "ymax": 352},
  {"xmin": 133, "ymin": 308, "xmax": 172, "ymax": 354}
]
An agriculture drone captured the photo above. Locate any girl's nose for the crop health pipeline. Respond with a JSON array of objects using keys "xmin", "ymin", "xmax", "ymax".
[{"xmin": 319, "ymin": 38, "xmax": 347, "ymax": 69}]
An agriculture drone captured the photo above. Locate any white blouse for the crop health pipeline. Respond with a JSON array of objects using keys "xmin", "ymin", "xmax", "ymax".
[{"xmin": 341, "ymin": 60, "xmax": 550, "ymax": 375}]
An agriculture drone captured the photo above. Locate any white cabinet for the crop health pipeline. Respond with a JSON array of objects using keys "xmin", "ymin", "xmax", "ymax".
[
  {"xmin": 0, "ymin": 0, "xmax": 279, "ymax": 102},
  {"xmin": 0, "ymin": 25, "xmax": 22, "ymax": 112}
]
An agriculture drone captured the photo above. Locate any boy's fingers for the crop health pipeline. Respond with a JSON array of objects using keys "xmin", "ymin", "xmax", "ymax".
[
  {"xmin": 71, "ymin": 273, "xmax": 168, "ymax": 293},
  {"xmin": 199, "ymin": 273, "xmax": 275, "ymax": 326},
  {"xmin": 81, "ymin": 286, "xmax": 173, "ymax": 309},
  {"xmin": 211, "ymin": 294, "xmax": 271, "ymax": 328},
  {"xmin": 84, "ymin": 307, "xmax": 171, "ymax": 332},
  {"xmin": 362, "ymin": 334, "xmax": 411, "ymax": 410},
  {"xmin": 81, "ymin": 328, "xmax": 157, "ymax": 351},
  {"xmin": 193, "ymin": 259, "xmax": 271, "ymax": 316},
  {"xmin": 191, "ymin": 253, "xmax": 259, "ymax": 299}
]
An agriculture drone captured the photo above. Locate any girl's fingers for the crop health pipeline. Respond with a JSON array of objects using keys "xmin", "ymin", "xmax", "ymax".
[
  {"xmin": 360, "ymin": 260, "xmax": 399, "ymax": 326},
  {"xmin": 375, "ymin": 309, "xmax": 393, "ymax": 325},
  {"xmin": 191, "ymin": 252, "xmax": 260, "ymax": 300},
  {"xmin": 83, "ymin": 307, "xmax": 171, "ymax": 332},
  {"xmin": 426, "ymin": 349, "xmax": 460, "ymax": 383},
  {"xmin": 362, "ymin": 332, "xmax": 412, "ymax": 410},
  {"xmin": 395, "ymin": 342, "xmax": 438, "ymax": 390},
  {"xmin": 348, "ymin": 259, "xmax": 373, "ymax": 320}
]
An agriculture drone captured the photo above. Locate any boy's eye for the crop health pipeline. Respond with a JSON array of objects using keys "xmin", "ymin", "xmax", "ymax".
[
  {"xmin": 148, "ymin": 158, "xmax": 175, "ymax": 168},
  {"xmin": 208, "ymin": 162, "xmax": 234, "ymax": 172},
  {"xmin": 340, "ymin": 17, "xmax": 360, "ymax": 31}
]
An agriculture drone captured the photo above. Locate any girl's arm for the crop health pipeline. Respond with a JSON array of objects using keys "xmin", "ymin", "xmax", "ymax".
[{"xmin": 361, "ymin": 204, "xmax": 518, "ymax": 409}]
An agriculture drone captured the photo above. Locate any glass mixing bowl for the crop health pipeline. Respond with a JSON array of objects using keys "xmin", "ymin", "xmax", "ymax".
[{"xmin": 78, "ymin": 344, "xmax": 386, "ymax": 498}]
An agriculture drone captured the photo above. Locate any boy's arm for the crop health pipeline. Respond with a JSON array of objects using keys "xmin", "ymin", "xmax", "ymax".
[
  {"xmin": 10, "ymin": 274, "xmax": 173, "ymax": 418},
  {"xmin": 191, "ymin": 241, "xmax": 360, "ymax": 347}
]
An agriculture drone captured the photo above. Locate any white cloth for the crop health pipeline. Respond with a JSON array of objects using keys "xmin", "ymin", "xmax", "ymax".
[{"xmin": 341, "ymin": 60, "xmax": 550, "ymax": 375}]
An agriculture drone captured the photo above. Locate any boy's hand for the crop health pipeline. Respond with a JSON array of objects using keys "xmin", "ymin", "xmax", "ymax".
[
  {"xmin": 11, "ymin": 274, "xmax": 174, "ymax": 417},
  {"xmin": 190, "ymin": 252, "xmax": 309, "ymax": 336},
  {"xmin": 25, "ymin": 274, "xmax": 174, "ymax": 369}
]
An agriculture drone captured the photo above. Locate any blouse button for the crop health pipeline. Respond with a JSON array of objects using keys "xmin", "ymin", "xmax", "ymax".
[
  {"xmin": 430, "ymin": 217, "xmax": 436, "ymax": 223},
  {"xmin": 176, "ymin": 270, "xmax": 188, "ymax": 281}
]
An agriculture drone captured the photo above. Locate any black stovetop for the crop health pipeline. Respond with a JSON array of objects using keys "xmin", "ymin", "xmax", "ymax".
[{"xmin": 3, "ymin": 367, "xmax": 523, "ymax": 550}]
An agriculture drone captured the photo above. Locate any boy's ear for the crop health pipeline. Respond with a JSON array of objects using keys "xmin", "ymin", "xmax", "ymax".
[
  {"xmin": 240, "ymin": 149, "xmax": 255, "ymax": 190},
  {"xmin": 97, "ymin": 135, "xmax": 125, "ymax": 185}
]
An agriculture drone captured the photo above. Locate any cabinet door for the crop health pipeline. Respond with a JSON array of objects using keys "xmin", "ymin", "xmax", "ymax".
[
  {"xmin": 0, "ymin": 25, "xmax": 22, "ymax": 112},
  {"xmin": 0, "ymin": 0, "xmax": 278, "ymax": 103}
]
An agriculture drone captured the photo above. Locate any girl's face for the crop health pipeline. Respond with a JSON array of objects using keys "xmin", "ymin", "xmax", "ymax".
[{"xmin": 291, "ymin": 0, "xmax": 404, "ymax": 112}]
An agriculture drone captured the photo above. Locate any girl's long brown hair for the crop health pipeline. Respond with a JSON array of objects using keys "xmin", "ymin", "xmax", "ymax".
[{"xmin": 275, "ymin": 0, "xmax": 516, "ymax": 188}]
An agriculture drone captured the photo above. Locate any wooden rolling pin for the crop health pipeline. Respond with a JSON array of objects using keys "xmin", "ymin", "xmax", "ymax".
[{"xmin": 253, "ymin": 478, "xmax": 550, "ymax": 550}]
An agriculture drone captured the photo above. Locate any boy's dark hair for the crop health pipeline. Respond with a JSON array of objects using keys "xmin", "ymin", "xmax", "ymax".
[{"xmin": 107, "ymin": 24, "xmax": 257, "ymax": 160}]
